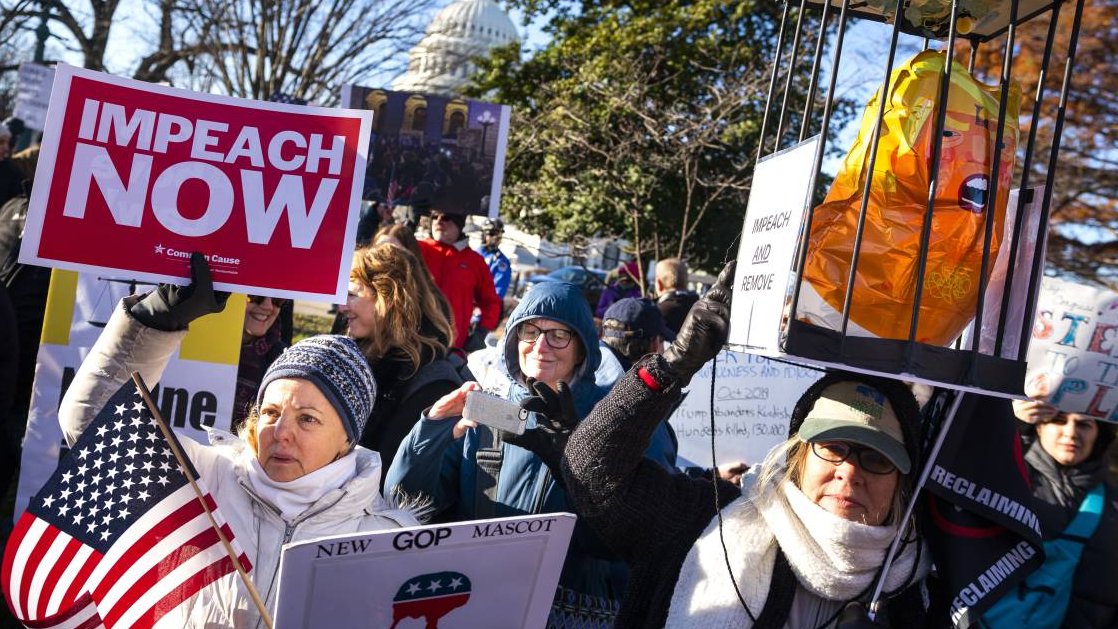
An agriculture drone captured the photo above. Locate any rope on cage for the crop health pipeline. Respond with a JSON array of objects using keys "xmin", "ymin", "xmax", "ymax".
[{"xmin": 709, "ymin": 234, "xmax": 758, "ymax": 620}]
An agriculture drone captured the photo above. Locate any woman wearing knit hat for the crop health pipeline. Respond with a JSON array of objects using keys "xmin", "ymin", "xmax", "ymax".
[
  {"xmin": 552, "ymin": 262, "xmax": 947, "ymax": 628},
  {"xmin": 58, "ymin": 253, "xmax": 419, "ymax": 628}
]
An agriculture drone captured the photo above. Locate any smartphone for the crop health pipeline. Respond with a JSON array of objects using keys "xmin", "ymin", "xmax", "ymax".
[{"xmin": 463, "ymin": 391, "xmax": 529, "ymax": 435}]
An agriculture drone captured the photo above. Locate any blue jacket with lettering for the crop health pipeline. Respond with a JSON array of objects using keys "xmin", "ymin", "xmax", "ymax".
[
  {"xmin": 479, "ymin": 245, "xmax": 511, "ymax": 300},
  {"xmin": 386, "ymin": 281, "xmax": 677, "ymax": 624}
]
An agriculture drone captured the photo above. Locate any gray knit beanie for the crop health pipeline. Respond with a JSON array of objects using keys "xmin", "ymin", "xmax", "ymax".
[{"xmin": 256, "ymin": 335, "xmax": 376, "ymax": 442}]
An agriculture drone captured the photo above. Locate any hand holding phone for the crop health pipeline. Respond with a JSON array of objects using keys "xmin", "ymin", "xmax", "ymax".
[{"xmin": 463, "ymin": 391, "xmax": 529, "ymax": 435}]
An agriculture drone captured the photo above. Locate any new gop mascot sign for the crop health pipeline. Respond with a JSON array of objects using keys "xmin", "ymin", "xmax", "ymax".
[{"xmin": 19, "ymin": 65, "xmax": 373, "ymax": 301}]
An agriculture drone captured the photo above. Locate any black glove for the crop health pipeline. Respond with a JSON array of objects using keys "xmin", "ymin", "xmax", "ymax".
[
  {"xmin": 130, "ymin": 252, "xmax": 230, "ymax": 331},
  {"xmin": 505, "ymin": 378, "xmax": 579, "ymax": 476},
  {"xmin": 662, "ymin": 260, "xmax": 735, "ymax": 386}
]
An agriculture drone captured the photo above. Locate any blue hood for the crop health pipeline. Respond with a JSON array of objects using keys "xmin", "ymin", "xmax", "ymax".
[{"xmin": 502, "ymin": 281, "xmax": 602, "ymax": 385}]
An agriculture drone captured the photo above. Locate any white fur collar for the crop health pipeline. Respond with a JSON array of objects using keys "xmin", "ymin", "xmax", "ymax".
[{"xmin": 667, "ymin": 472, "xmax": 930, "ymax": 627}]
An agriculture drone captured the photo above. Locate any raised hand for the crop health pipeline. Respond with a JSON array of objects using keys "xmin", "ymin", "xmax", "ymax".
[
  {"xmin": 662, "ymin": 260, "xmax": 735, "ymax": 386},
  {"xmin": 130, "ymin": 252, "xmax": 230, "ymax": 331},
  {"xmin": 506, "ymin": 378, "xmax": 579, "ymax": 475}
]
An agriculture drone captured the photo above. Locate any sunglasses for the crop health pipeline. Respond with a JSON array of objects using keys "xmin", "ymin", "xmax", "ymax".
[
  {"xmin": 248, "ymin": 295, "xmax": 290, "ymax": 308},
  {"xmin": 431, "ymin": 213, "xmax": 455, "ymax": 222},
  {"xmin": 810, "ymin": 441, "xmax": 896, "ymax": 475},
  {"xmin": 517, "ymin": 322, "xmax": 574, "ymax": 349}
]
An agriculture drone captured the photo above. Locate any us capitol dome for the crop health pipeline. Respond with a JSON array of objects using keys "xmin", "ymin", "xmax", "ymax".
[{"xmin": 392, "ymin": 0, "xmax": 521, "ymax": 97}]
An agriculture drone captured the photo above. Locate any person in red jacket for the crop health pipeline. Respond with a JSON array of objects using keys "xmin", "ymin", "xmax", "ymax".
[{"xmin": 418, "ymin": 210, "xmax": 501, "ymax": 350}]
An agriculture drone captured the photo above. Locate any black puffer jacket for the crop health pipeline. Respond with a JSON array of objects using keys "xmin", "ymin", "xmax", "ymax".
[{"xmin": 1024, "ymin": 431, "xmax": 1118, "ymax": 629}]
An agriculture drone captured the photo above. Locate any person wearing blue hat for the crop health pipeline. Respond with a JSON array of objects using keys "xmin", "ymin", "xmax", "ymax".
[{"xmin": 600, "ymin": 297, "xmax": 676, "ymax": 371}]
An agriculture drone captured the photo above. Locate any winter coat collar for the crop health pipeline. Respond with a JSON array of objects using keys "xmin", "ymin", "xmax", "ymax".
[{"xmin": 205, "ymin": 428, "xmax": 393, "ymax": 521}]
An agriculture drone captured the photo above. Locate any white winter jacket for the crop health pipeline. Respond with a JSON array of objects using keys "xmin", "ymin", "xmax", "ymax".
[{"xmin": 59, "ymin": 299, "xmax": 419, "ymax": 628}]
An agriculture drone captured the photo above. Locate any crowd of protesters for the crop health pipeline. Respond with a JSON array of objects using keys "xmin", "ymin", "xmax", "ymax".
[{"xmin": 3, "ymin": 160, "xmax": 1118, "ymax": 629}]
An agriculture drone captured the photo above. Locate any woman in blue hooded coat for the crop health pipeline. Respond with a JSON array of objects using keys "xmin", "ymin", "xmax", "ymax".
[{"xmin": 386, "ymin": 281, "xmax": 676, "ymax": 627}]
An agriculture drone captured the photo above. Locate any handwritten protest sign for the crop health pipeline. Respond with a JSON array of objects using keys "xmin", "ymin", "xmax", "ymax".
[
  {"xmin": 14, "ymin": 62, "xmax": 53, "ymax": 131},
  {"xmin": 1025, "ymin": 276, "xmax": 1118, "ymax": 420},
  {"xmin": 19, "ymin": 65, "xmax": 372, "ymax": 302},
  {"xmin": 669, "ymin": 350, "xmax": 823, "ymax": 467},
  {"xmin": 274, "ymin": 514, "xmax": 575, "ymax": 629},
  {"xmin": 728, "ymin": 136, "xmax": 818, "ymax": 354}
]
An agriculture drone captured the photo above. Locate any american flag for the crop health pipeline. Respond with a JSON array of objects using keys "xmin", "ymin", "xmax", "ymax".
[{"xmin": 2, "ymin": 380, "xmax": 251, "ymax": 628}]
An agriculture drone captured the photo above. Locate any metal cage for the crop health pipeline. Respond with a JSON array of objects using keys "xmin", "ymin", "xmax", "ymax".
[{"xmin": 752, "ymin": 0, "xmax": 1087, "ymax": 396}]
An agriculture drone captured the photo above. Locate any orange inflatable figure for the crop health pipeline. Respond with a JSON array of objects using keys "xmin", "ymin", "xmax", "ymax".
[{"xmin": 799, "ymin": 49, "xmax": 1021, "ymax": 345}]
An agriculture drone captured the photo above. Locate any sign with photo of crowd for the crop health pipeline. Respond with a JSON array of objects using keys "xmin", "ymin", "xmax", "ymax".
[
  {"xmin": 19, "ymin": 64, "xmax": 372, "ymax": 302},
  {"xmin": 339, "ymin": 85, "xmax": 511, "ymax": 218}
]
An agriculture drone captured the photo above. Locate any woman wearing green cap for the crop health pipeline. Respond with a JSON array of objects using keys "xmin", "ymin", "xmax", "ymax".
[{"xmin": 528, "ymin": 262, "xmax": 946, "ymax": 628}]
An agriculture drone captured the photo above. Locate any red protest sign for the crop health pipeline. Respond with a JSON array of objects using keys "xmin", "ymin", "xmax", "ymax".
[{"xmin": 19, "ymin": 65, "xmax": 372, "ymax": 302}]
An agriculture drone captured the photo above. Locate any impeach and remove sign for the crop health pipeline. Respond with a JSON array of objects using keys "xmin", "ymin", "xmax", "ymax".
[
  {"xmin": 19, "ymin": 65, "xmax": 372, "ymax": 302},
  {"xmin": 727, "ymin": 136, "xmax": 818, "ymax": 354}
]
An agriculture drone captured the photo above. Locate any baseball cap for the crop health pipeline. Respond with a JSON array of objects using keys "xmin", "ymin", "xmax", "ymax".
[
  {"xmin": 602, "ymin": 298, "xmax": 676, "ymax": 342},
  {"xmin": 797, "ymin": 381, "xmax": 910, "ymax": 474}
]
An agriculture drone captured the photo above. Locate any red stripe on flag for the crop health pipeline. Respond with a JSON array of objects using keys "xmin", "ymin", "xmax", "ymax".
[
  {"xmin": 128, "ymin": 554, "xmax": 237, "ymax": 628},
  {"xmin": 19, "ymin": 592, "xmax": 100, "ymax": 628},
  {"xmin": 90, "ymin": 495, "xmax": 206, "ymax": 601},
  {"xmin": 1, "ymin": 511, "xmax": 36, "ymax": 618},
  {"xmin": 36, "ymin": 536, "xmax": 83, "ymax": 619},
  {"xmin": 60, "ymin": 546, "xmax": 102, "ymax": 617},
  {"xmin": 19, "ymin": 519, "xmax": 62, "ymax": 619},
  {"xmin": 101, "ymin": 521, "xmax": 222, "ymax": 627}
]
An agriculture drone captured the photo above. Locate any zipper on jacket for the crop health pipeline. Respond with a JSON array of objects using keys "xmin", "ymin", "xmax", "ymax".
[{"xmin": 240, "ymin": 480, "xmax": 349, "ymax": 629}]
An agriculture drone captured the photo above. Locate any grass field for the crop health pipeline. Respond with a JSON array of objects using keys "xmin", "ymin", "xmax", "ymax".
[{"xmin": 293, "ymin": 311, "xmax": 336, "ymax": 342}]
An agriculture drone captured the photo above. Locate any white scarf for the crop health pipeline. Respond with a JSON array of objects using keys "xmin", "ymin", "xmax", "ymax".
[
  {"xmin": 246, "ymin": 455, "xmax": 357, "ymax": 521},
  {"xmin": 667, "ymin": 473, "xmax": 930, "ymax": 627}
]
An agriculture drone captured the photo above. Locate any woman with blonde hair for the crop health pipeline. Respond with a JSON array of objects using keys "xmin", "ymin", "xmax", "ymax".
[
  {"xmin": 373, "ymin": 222, "xmax": 424, "ymax": 260},
  {"xmin": 339, "ymin": 243, "xmax": 464, "ymax": 472}
]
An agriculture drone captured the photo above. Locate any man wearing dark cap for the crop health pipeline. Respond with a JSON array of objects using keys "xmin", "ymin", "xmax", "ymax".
[
  {"xmin": 600, "ymin": 297, "xmax": 749, "ymax": 484},
  {"xmin": 417, "ymin": 209, "xmax": 501, "ymax": 350},
  {"xmin": 601, "ymin": 297, "xmax": 676, "ymax": 371}
]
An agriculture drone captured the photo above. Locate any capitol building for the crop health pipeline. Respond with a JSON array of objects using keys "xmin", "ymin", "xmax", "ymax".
[{"xmin": 392, "ymin": 0, "xmax": 521, "ymax": 97}]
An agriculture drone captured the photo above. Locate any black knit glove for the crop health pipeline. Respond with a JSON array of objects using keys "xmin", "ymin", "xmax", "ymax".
[
  {"xmin": 505, "ymin": 378, "xmax": 578, "ymax": 476},
  {"xmin": 662, "ymin": 260, "xmax": 734, "ymax": 386},
  {"xmin": 130, "ymin": 252, "xmax": 230, "ymax": 331}
]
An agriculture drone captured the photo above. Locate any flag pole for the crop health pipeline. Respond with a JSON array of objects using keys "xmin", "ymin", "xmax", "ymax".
[
  {"xmin": 866, "ymin": 390, "xmax": 966, "ymax": 620},
  {"xmin": 131, "ymin": 372, "xmax": 274, "ymax": 629}
]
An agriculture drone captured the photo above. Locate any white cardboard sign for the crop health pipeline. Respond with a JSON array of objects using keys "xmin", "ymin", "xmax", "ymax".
[
  {"xmin": 1025, "ymin": 276, "xmax": 1118, "ymax": 420},
  {"xmin": 728, "ymin": 136, "xmax": 819, "ymax": 354},
  {"xmin": 274, "ymin": 514, "xmax": 576, "ymax": 629},
  {"xmin": 668, "ymin": 350, "xmax": 822, "ymax": 467},
  {"xmin": 14, "ymin": 62, "xmax": 54, "ymax": 131}
]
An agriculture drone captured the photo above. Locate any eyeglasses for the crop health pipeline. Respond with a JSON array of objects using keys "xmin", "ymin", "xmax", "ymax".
[
  {"xmin": 248, "ymin": 295, "xmax": 290, "ymax": 308},
  {"xmin": 810, "ymin": 441, "xmax": 897, "ymax": 475},
  {"xmin": 517, "ymin": 322, "xmax": 574, "ymax": 349},
  {"xmin": 431, "ymin": 213, "xmax": 454, "ymax": 223}
]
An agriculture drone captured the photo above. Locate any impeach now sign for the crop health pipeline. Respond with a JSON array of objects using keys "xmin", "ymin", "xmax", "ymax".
[{"xmin": 19, "ymin": 65, "xmax": 372, "ymax": 302}]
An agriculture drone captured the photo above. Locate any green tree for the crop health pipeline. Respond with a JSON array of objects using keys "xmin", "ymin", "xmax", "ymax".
[{"xmin": 472, "ymin": 0, "xmax": 846, "ymax": 275}]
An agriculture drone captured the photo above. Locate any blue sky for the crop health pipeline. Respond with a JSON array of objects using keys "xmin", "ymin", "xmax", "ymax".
[{"xmin": 54, "ymin": 0, "xmax": 932, "ymax": 179}]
